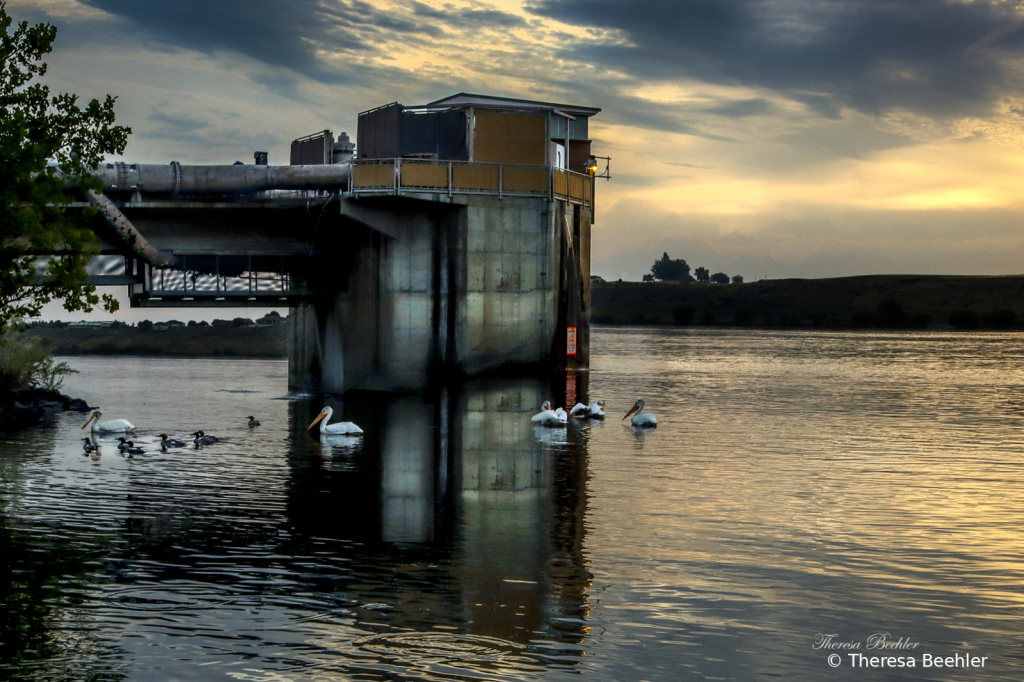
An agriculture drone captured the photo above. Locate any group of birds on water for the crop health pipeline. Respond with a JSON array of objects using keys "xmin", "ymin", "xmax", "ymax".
[
  {"xmin": 78, "ymin": 406, "xmax": 365, "ymax": 457},
  {"xmin": 77, "ymin": 397, "xmax": 655, "ymax": 456},
  {"xmin": 531, "ymin": 398, "xmax": 657, "ymax": 427},
  {"xmin": 79, "ymin": 410, "xmax": 259, "ymax": 456}
]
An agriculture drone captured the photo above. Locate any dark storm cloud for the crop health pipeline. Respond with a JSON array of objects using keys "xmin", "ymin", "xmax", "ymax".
[
  {"xmin": 147, "ymin": 109, "xmax": 210, "ymax": 134},
  {"xmin": 76, "ymin": 0, "xmax": 525, "ymax": 87},
  {"xmin": 703, "ymin": 98, "xmax": 773, "ymax": 118},
  {"xmin": 75, "ymin": 0, "xmax": 432, "ymax": 84},
  {"xmin": 528, "ymin": 0, "xmax": 1024, "ymax": 118},
  {"xmin": 410, "ymin": 1, "xmax": 528, "ymax": 29}
]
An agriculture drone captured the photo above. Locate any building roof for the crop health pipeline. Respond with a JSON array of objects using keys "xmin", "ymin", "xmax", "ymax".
[{"xmin": 424, "ymin": 93, "xmax": 600, "ymax": 117}]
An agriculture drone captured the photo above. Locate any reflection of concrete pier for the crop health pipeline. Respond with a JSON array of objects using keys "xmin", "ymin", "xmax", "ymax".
[{"xmin": 286, "ymin": 376, "xmax": 591, "ymax": 646}]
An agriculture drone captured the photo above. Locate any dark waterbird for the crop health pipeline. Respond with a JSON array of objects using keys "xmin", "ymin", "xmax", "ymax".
[
  {"xmin": 192, "ymin": 430, "xmax": 220, "ymax": 447},
  {"xmin": 247, "ymin": 416, "xmax": 261, "ymax": 428},
  {"xmin": 82, "ymin": 438, "xmax": 99, "ymax": 455},
  {"xmin": 117, "ymin": 437, "xmax": 145, "ymax": 456},
  {"xmin": 159, "ymin": 434, "xmax": 187, "ymax": 451}
]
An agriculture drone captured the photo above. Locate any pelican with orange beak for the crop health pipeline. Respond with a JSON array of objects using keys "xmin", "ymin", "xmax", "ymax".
[
  {"xmin": 81, "ymin": 411, "xmax": 135, "ymax": 434},
  {"xmin": 622, "ymin": 400, "xmax": 657, "ymax": 427},
  {"xmin": 308, "ymin": 406, "xmax": 363, "ymax": 436}
]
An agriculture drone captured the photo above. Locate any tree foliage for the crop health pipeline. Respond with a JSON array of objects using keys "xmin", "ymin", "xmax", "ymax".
[
  {"xmin": 0, "ymin": 321, "xmax": 77, "ymax": 391},
  {"xmin": 0, "ymin": 3, "xmax": 130, "ymax": 330},
  {"xmin": 710, "ymin": 271, "xmax": 729, "ymax": 284},
  {"xmin": 694, "ymin": 267, "xmax": 710, "ymax": 283},
  {"xmin": 650, "ymin": 252, "xmax": 692, "ymax": 282}
]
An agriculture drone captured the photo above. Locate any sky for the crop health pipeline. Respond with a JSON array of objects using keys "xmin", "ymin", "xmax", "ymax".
[{"xmin": 11, "ymin": 0, "xmax": 1024, "ymax": 321}]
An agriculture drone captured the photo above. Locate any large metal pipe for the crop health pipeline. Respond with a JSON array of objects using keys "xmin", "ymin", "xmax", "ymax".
[
  {"xmin": 86, "ymin": 161, "xmax": 352, "ymax": 195},
  {"xmin": 85, "ymin": 190, "xmax": 173, "ymax": 266}
]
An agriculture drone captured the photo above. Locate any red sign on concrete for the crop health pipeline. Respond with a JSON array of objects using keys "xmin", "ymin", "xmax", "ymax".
[{"xmin": 567, "ymin": 326, "xmax": 577, "ymax": 355}]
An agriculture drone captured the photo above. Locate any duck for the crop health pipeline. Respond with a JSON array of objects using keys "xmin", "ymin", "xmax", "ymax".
[
  {"xmin": 622, "ymin": 399, "xmax": 657, "ymax": 427},
  {"xmin": 116, "ymin": 438, "xmax": 145, "ymax": 456},
  {"xmin": 192, "ymin": 431, "xmax": 220, "ymax": 447},
  {"xmin": 569, "ymin": 400, "xmax": 606, "ymax": 419},
  {"xmin": 247, "ymin": 416, "xmax": 261, "ymax": 428},
  {"xmin": 308, "ymin": 406, "xmax": 363, "ymax": 435},
  {"xmin": 532, "ymin": 400, "xmax": 568, "ymax": 427},
  {"xmin": 159, "ymin": 434, "xmax": 187, "ymax": 451},
  {"xmin": 82, "ymin": 438, "xmax": 99, "ymax": 455},
  {"xmin": 81, "ymin": 411, "xmax": 135, "ymax": 434}
]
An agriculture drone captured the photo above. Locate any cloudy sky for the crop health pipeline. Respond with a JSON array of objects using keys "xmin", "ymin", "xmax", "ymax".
[{"xmin": 13, "ymin": 0, "xmax": 1024, "ymax": 320}]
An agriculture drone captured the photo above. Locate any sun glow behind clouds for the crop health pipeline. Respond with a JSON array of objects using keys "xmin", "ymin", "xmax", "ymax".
[{"xmin": 14, "ymin": 0, "xmax": 1024, "ymax": 285}]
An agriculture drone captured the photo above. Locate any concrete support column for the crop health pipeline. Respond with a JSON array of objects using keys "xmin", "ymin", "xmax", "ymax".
[
  {"xmin": 321, "ymin": 299, "xmax": 345, "ymax": 395},
  {"xmin": 288, "ymin": 302, "xmax": 322, "ymax": 393}
]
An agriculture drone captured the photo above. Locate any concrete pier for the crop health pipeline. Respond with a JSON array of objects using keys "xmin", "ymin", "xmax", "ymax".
[
  {"xmin": 288, "ymin": 193, "xmax": 592, "ymax": 393},
  {"xmin": 73, "ymin": 93, "xmax": 602, "ymax": 394}
]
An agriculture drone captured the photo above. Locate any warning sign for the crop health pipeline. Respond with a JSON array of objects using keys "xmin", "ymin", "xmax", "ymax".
[{"xmin": 567, "ymin": 326, "xmax": 577, "ymax": 356}]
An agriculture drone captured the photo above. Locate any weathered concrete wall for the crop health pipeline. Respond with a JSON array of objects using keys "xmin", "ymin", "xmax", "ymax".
[
  {"xmin": 288, "ymin": 193, "xmax": 589, "ymax": 394},
  {"xmin": 452, "ymin": 195, "xmax": 560, "ymax": 375}
]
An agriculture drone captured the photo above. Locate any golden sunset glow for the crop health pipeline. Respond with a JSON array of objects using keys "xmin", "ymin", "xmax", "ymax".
[{"xmin": 14, "ymin": 0, "xmax": 1024, "ymax": 279}]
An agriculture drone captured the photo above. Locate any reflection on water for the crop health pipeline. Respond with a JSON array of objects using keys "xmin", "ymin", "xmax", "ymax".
[
  {"xmin": 4, "ymin": 330, "xmax": 1024, "ymax": 680},
  {"xmin": 0, "ymin": 359, "xmax": 589, "ymax": 681}
]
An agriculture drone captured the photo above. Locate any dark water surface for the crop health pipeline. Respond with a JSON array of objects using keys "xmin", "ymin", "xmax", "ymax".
[{"xmin": 3, "ymin": 328, "xmax": 1024, "ymax": 681}]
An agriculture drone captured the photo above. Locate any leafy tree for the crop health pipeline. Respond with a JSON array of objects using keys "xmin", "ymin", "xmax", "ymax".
[
  {"xmin": 671, "ymin": 305, "xmax": 694, "ymax": 325},
  {"xmin": 987, "ymin": 308, "xmax": 1017, "ymax": 329},
  {"xmin": 876, "ymin": 298, "xmax": 906, "ymax": 328},
  {"xmin": 710, "ymin": 272, "xmax": 729, "ymax": 284},
  {"xmin": 650, "ymin": 252, "xmax": 692, "ymax": 282},
  {"xmin": 137, "ymin": 319, "xmax": 153, "ymax": 331},
  {"xmin": 694, "ymin": 267, "xmax": 709, "ymax": 283},
  {"xmin": 948, "ymin": 309, "xmax": 979, "ymax": 330},
  {"xmin": 0, "ymin": 321, "xmax": 76, "ymax": 390},
  {"xmin": 731, "ymin": 275, "xmax": 743, "ymax": 284},
  {"xmin": 0, "ymin": 4, "xmax": 131, "ymax": 330}
]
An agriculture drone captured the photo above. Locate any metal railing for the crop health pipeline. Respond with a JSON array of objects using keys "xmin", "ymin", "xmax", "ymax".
[
  {"xmin": 347, "ymin": 159, "xmax": 595, "ymax": 209},
  {"xmin": 132, "ymin": 255, "xmax": 311, "ymax": 304}
]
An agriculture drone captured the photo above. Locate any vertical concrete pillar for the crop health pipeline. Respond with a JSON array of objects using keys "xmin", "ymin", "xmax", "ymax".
[
  {"xmin": 288, "ymin": 302, "xmax": 322, "ymax": 393},
  {"xmin": 320, "ymin": 298, "xmax": 345, "ymax": 395}
]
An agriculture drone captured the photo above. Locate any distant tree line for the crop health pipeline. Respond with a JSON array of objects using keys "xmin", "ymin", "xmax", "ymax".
[{"xmin": 649, "ymin": 253, "xmax": 742, "ymax": 285}]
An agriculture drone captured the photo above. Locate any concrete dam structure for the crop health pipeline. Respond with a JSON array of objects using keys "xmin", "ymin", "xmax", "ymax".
[{"xmin": 78, "ymin": 94, "xmax": 605, "ymax": 394}]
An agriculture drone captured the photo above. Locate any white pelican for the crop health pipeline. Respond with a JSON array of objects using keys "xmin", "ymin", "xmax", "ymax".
[
  {"xmin": 82, "ymin": 438, "xmax": 99, "ymax": 454},
  {"xmin": 247, "ymin": 416, "xmax": 261, "ymax": 428},
  {"xmin": 622, "ymin": 400, "xmax": 657, "ymax": 427},
  {"xmin": 570, "ymin": 400, "xmax": 606, "ymax": 419},
  {"xmin": 159, "ymin": 434, "xmax": 186, "ymax": 451},
  {"xmin": 192, "ymin": 431, "xmax": 220, "ymax": 447},
  {"xmin": 82, "ymin": 411, "xmax": 135, "ymax": 434},
  {"xmin": 532, "ymin": 401, "xmax": 567, "ymax": 427},
  {"xmin": 308, "ymin": 406, "xmax": 363, "ymax": 435}
]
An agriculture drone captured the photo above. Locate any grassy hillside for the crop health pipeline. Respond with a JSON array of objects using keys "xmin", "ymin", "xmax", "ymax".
[
  {"xmin": 592, "ymin": 275, "xmax": 1024, "ymax": 328},
  {"xmin": 26, "ymin": 324, "xmax": 288, "ymax": 357}
]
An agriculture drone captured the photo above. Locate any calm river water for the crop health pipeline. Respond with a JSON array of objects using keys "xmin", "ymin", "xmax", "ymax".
[{"xmin": 3, "ymin": 327, "xmax": 1024, "ymax": 681}]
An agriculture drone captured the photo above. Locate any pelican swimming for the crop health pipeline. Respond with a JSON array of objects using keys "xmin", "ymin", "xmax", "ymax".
[
  {"xmin": 622, "ymin": 399, "xmax": 657, "ymax": 427},
  {"xmin": 159, "ymin": 434, "xmax": 186, "ymax": 451},
  {"xmin": 308, "ymin": 406, "xmax": 363, "ymax": 435},
  {"xmin": 117, "ymin": 438, "xmax": 144, "ymax": 456},
  {"xmin": 192, "ymin": 431, "xmax": 220, "ymax": 447},
  {"xmin": 569, "ymin": 400, "xmax": 606, "ymax": 419},
  {"xmin": 247, "ymin": 416, "xmax": 261, "ymax": 428},
  {"xmin": 81, "ymin": 411, "xmax": 135, "ymax": 434},
  {"xmin": 82, "ymin": 438, "xmax": 99, "ymax": 454},
  {"xmin": 532, "ymin": 400, "xmax": 568, "ymax": 427}
]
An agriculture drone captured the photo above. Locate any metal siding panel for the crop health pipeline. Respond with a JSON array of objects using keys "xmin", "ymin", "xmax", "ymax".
[
  {"xmin": 438, "ymin": 111, "xmax": 468, "ymax": 161},
  {"xmin": 473, "ymin": 111, "xmax": 545, "ymax": 165},
  {"xmin": 400, "ymin": 112, "xmax": 439, "ymax": 157}
]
